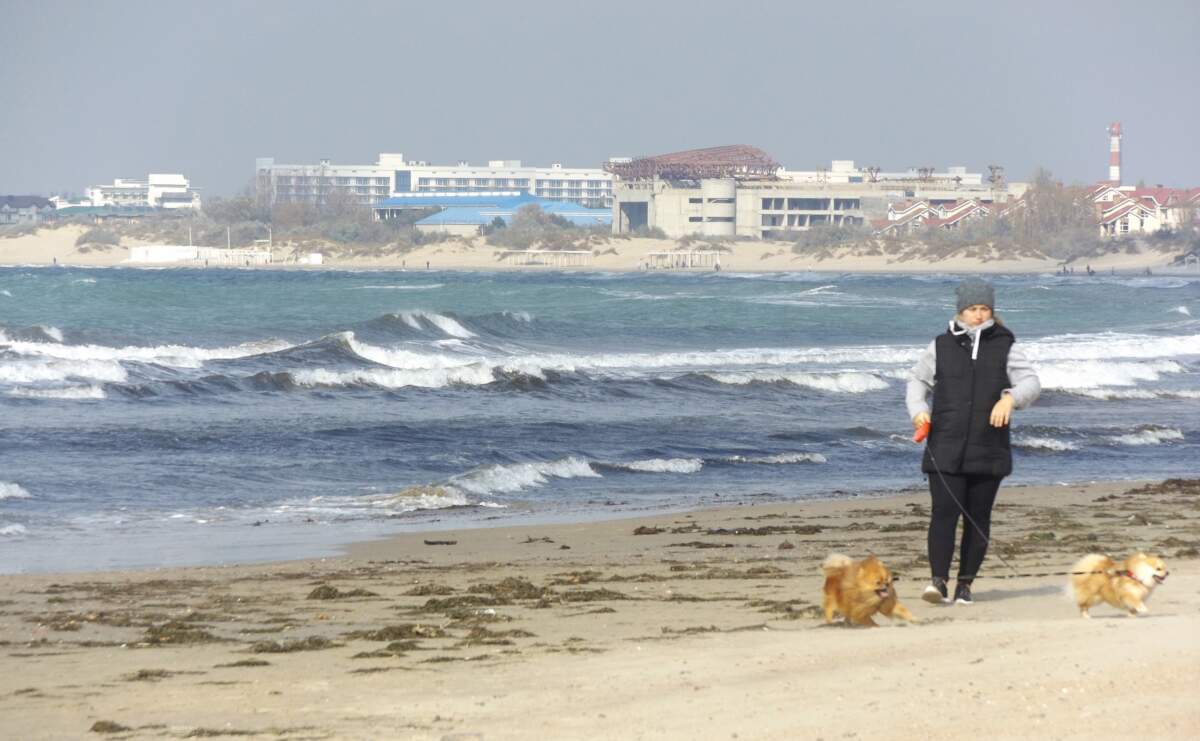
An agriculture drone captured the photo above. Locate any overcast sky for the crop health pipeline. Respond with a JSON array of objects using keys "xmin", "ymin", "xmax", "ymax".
[{"xmin": 2, "ymin": 0, "xmax": 1197, "ymax": 196}]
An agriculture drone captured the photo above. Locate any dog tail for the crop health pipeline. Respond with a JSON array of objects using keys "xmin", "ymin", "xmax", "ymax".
[
  {"xmin": 821, "ymin": 553, "xmax": 852, "ymax": 575},
  {"xmin": 1069, "ymin": 553, "xmax": 1115, "ymax": 592}
]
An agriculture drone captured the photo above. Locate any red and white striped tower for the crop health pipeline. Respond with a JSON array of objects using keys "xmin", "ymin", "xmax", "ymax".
[{"xmin": 1107, "ymin": 122, "xmax": 1122, "ymax": 184}]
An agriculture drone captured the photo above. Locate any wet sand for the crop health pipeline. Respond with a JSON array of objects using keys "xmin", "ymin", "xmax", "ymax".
[{"xmin": 1, "ymin": 479, "xmax": 1198, "ymax": 739}]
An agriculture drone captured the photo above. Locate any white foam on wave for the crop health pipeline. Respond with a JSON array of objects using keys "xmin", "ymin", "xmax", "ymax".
[
  {"xmin": 396, "ymin": 311, "xmax": 476, "ymax": 338},
  {"xmin": 297, "ymin": 485, "xmax": 481, "ymax": 517},
  {"xmin": 73, "ymin": 278, "xmax": 97, "ymax": 284},
  {"xmin": 1037, "ymin": 360, "xmax": 1184, "ymax": 390},
  {"xmin": 3, "ymin": 336, "xmax": 292, "ymax": 368},
  {"xmin": 38, "ymin": 325, "xmax": 64, "ymax": 342},
  {"xmin": 1024, "ymin": 332, "xmax": 1200, "ymax": 362},
  {"xmin": 503, "ymin": 345, "xmax": 920, "ymax": 377},
  {"xmin": 0, "ymin": 482, "xmax": 31, "ymax": 500},
  {"xmin": 291, "ymin": 364, "xmax": 495, "ymax": 390},
  {"xmin": 619, "ymin": 458, "xmax": 704, "ymax": 474},
  {"xmin": 8, "ymin": 385, "xmax": 106, "ymax": 400},
  {"xmin": 450, "ymin": 457, "xmax": 600, "ymax": 496},
  {"xmin": 0, "ymin": 289, "xmax": 11, "ymax": 297},
  {"xmin": 1108, "ymin": 427, "xmax": 1185, "ymax": 446},
  {"xmin": 354, "ymin": 284, "xmax": 444, "ymax": 291},
  {"xmin": 0, "ymin": 523, "xmax": 28, "ymax": 536},
  {"xmin": 724, "ymin": 452, "xmax": 827, "ymax": 465},
  {"xmin": 705, "ymin": 371, "xmax": 889, "ymax": 393},
  {"xmin": 0, "ymin": 358, "xmax": 128, "ymax": 384},
  {"xmin": 1015, "ymin": 436, "xmax": 1078, "ymax": 452},
  {"xmin": 1071, "ymin": 388, "xmax": 1200, "ymax": 401},
  {"xmin": 345, "ymin": 334, "xmax": 480, "ymax": 371},
  {"xmin": 1172, "ymin": 305, "xmax": 1192, "ymax": 316}
]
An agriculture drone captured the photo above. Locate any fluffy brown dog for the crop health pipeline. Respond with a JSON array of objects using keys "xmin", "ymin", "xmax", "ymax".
[
  {"xmin": 1070, "ymin": 552, "xmax": 1169, "ymax": 618},
  {"xmin": 821, "ymin": 553, "xmax": 915, "ymax": 627}
]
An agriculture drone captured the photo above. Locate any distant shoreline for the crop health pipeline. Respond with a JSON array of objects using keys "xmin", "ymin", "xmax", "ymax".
[{"xmin": 2, "ymin": 223, "xmax": 1191, "ymax": 274}]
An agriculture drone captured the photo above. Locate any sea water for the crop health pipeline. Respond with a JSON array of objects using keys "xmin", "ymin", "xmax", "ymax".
[{"xmin": 1, "ymin": 267, "xmax": 1197, "ymax": 572}]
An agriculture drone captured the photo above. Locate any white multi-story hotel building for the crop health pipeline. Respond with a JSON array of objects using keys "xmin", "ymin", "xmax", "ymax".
[
  {"xmin": 85, "ymin": 174, "xmax": 200, "ymax": 210},
  {"xmin": 256, "ymin": 153, "xmax": 613, "ymax": 209}
]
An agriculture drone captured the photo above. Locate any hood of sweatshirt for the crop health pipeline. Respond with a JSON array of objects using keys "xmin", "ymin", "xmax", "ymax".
[{"xmin": 949, "ymin": 317, "xmax": 995, "ymax": 360}]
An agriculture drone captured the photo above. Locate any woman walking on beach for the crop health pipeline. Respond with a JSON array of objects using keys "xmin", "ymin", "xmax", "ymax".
[{"xmin": 906, "ymin": 278, "xmax": 1040, "ymax": 605}]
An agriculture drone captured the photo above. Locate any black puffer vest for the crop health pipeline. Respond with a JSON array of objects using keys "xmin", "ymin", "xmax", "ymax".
[{"xmin": 921, "ymin": 322, "xmax": 1014, "ymax": 477}]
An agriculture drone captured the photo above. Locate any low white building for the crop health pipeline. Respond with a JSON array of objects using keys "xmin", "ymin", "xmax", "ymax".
[
  {"xmin": 127, "ymin": 245, "xmax": 271, "ymax": 266},
  {"xmin": 257, "ymin": 153, "xmax": 613, "ymax": 209},
  {"xmin": 86, "ymin": 174, "xmax": 200, "ymax": 210}
]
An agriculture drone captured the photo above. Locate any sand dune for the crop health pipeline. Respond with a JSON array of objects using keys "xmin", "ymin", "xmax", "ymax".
[{"xmin": 2, "ymin": 225, "xmax": 1186, "ymax": 274}]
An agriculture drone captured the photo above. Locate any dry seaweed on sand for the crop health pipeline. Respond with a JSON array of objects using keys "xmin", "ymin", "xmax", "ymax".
[
  {"xmin": 669, "ymin": 541, "xmax": 734, "ymax": 549},
  {"xmin": 467, "ymin": 577, "xmax": 548, "ymax": 600},
  {"xmin": 342, "ymin": 624, "xmax": 447, "ymax": 641},
  {"xmin": 123, "ymin": 668, "xmax": 196, "ymax": 682},
  {"xmin": 249, "ymin": 636, "xmax": 341, "ymax": 653},
  {"xmin": 633, "ymin": 526, "xmax": 665, "ymax": 535},
  {"xmin": 403, "ymin": 583, "xmax": 456, "ymax": 596},
  {"xmin": 142, "ymin": 621, "xmax": 223, "ymax": 645},
  {"xmin": 545, "ymin": 588, "xmax": 630, "ymax": 603},
  {"xmin": 306, "ymin": 584, "xmax": 379, "ymax": 600},
  {"xmin": 90, "ymin": 720, "xmax": 132, "ymax": 734},
  {"xmin": 213, "ymin": 658, "xmax": 270, "ymax": 668},
  {"xmin": 704, "ymin": 525, "xmax": 822, "ymax": 536},
  {"xmin": 457, "ymin": 626, "xmax": 536, "ymax": 646},
  {"xmin": 548, "ymin": 570, "xmax": 605, "ymax": 585},
  {"xmin": 420, "ymin": 594, "xmax": 510, "ymax": 611}
]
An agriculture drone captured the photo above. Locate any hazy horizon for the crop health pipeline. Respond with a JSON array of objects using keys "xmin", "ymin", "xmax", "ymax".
[{"xmin": 2, "ymin": 0, "xmax": 1197, "ymax": 197}]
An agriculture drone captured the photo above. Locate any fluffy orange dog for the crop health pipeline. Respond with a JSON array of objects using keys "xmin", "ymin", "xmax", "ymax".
[
  {"xmin": 821, "ymin": 553, "xmax": 915, "ymax": 626},
  {"xmin": 1071, "ymin": 552, "xmax": 1168, "ymax": 618}
]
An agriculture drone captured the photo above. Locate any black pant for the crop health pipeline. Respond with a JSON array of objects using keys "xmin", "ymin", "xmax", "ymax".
[{"xmin": 927, "ymin": 473, "xmax": 1003, "ymax": 582}]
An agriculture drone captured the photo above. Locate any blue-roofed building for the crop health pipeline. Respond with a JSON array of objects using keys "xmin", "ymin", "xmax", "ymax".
[{"xmin": 376, "ymin": 192, "xmax": 611, "ymax": 236}]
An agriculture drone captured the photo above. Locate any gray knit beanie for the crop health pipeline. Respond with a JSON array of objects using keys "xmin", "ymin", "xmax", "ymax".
[{"xmin": 956, "ymin": 278, "xmax": 995, "ymax": 313}]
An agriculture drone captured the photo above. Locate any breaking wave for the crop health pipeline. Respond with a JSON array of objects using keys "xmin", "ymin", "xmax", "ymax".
[
  {"xmin": 449, "ymin": 457, "xmax": 600, "ymax": 496},
  {"xmin": 1070, "ymin": 388, "xmax": 1200, "ymax": 401},
  {"xmin": 614, "ymin": 458, "xmax": 704, "ymax": 474},
  {"xmin": 0, "ymin": 359, "xmax": 128, "ymax": 384},
  {"xmin": 1024, "ymin": 332, "xmax": 1200, "ymax": 363},
  {"xmin": 704, "ymin": 371, "xmax": 889, "ymax": 393},
  {"xmin": 1015, "ymin": 436, "xmax": 1078, "ymax": 452},
  {"xmin": 1036, "ymin": 360, "xmax": 1184, "ymax": 390},
  {"xmin": 0, "ymin": 524, "xmax": 28, "ymax": 536},
  {"xmin": 392, "ymin": 311, "xmax": 476, "ymax": 339},
  {"xmin": 2, "ymin": 335, "xmax": 292, "ymax": 368},
  {"xmin": 290, "ymin": 365, "xmax": 496, "ymax": 390},
  {"xmin": 295, "ymin": 485, "xmax": 477, "ymax": 518},
  {"xmin": 8, "ymin": 385, "xmax": 106, "ymax": 400},
  {"xmin": 723, "ymin": 452, "xmax": 827, "ymax": 464},
  {"xmin": 0, "ymin": 482, "xmax": 31, "ymax": 500},
  {"xmin": 1108, "ymin": 426, "xmax": 1185, "ymax": 446}
]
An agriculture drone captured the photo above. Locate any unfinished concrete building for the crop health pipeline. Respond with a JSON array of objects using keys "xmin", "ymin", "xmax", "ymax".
[{"xmin": 607, "ymin": 145, "xmax": 1022, "ymax": 240}]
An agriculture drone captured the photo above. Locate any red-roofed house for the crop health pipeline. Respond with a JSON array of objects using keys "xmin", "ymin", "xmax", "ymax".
[{"xmin": 1098, "ymin": 197, "xmax": 1159, "ymax": 237}]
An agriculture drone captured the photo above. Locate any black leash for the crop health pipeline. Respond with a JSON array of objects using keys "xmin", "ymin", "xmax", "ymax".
[{"xmin": 923, "ymin": 445, "xmax": 1132, "ymax": 582}]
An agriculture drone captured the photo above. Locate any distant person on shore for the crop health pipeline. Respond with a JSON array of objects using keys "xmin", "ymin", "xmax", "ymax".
[{"xmin": 906, "ymin": 278, "xmax": 1041, "ymax": 605}]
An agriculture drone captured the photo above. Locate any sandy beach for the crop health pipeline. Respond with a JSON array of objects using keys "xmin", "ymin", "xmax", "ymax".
[
  {"xmin": 1, "ymin": 479, "xmax": 1197, "ymax": 739},
  {"xmin": 1, "ymin": 224, "xmax": 1189, "ymax": 274}
]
